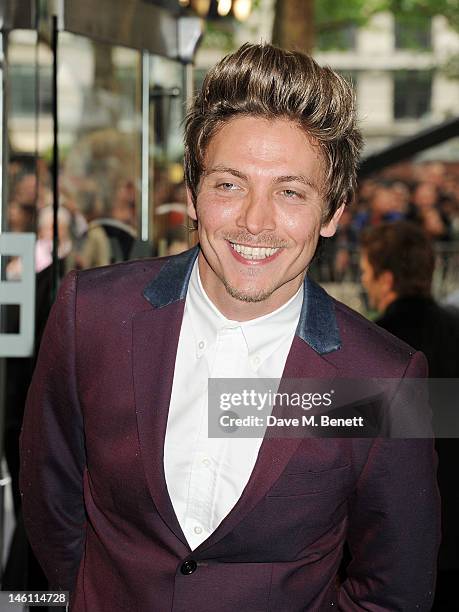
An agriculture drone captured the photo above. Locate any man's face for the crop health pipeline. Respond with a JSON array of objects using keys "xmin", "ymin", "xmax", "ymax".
[
  {"xmin": 414, "ymin": 183, "xmax": 437, "ymax": 209},
  {"xmin": 187, "ymin": 116, "xmax": 343, "ymax": 318},
  {"xmin": 360, "ymin": 253, "xmax": 386, "ymax": 312}
]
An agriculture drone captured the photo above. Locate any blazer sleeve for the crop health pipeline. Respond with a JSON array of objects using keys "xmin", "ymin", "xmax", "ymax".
[
  {"xmin": 20, "ymin": 270, "xmax": 86, "ymax": 592},
  {"xmin": 338, "ymin": 351, "xmax": 441, "ymax": 611}
]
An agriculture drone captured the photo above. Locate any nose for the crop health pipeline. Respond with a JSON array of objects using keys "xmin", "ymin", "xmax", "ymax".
[{"xmin": 236, "ymin": 190, "xmax": 275, "ymax": 235}]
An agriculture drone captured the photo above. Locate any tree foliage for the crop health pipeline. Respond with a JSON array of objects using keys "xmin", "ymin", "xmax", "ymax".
[
  {"xmin": 315, "ymin": 0, "xmax": 459, "ymax": 33},
  {"xmin": 273, "ymin": 0, "xmax": 459, "ymax": 53},
  {"xmin": 388, "ymin": 0, "xmax": 458, "ymax": 30}
]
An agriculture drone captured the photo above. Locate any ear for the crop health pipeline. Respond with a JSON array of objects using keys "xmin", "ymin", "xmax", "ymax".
[
  {"xmin": 379, "ymin": 270, "xmax": 395, "ymax": 292},
  {"xmin": 320, "ymin": 203, "xmax": 345, "ymax": 238},
  {"xmin": 186, "ymin": 187, "xmax": 197, "ymax": 221}
]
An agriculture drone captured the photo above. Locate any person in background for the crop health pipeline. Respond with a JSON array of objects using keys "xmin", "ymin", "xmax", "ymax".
[
  {"xmin": 353, "ymin": 180, "xmax": 406, "ymax": 233},
  {"xmin": 165, "ymin": 225, "xmax": 190, "ymax": 256},
  {"xmin": 360, "ymin": 221, "xmax": 459, "ymax": 373},
  {"xmin": 71, "ymin": 178, "xmax": 152, "ymax": 265},
  {"xmin": 111, "ymin": 179, "xmax": 137, "ymax": 228},
  {"xmin": 74, "ymin": 187, "xmax": 111, "ymax": 269},
  {"xmin": 408, "ymin": 182, "xmax": 451, "ymax": 242},
  {"xmin": 360, "ymin": 220, "xmax": 459, "ymax": 611},
  {"xmin": 3, "ymin": 203, "xmax": 74, "ymax": 593},
  {"xmin": 34, "ymin": 205, "xmax": 75, "ymax": 273},
  {"xmin": 5, "ymin": 201, "xmax": 36, "ymax": 280}
]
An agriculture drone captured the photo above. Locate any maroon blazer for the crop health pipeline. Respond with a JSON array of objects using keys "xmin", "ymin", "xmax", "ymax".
[{"xmin": 20, "ymin": 247, "xmax": 440, "ymax": 611}]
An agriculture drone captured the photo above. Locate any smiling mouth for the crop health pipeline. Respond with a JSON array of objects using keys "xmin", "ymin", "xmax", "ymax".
[{"xmin": 229, "ymin": 241, "xmax": 281, "ymax": 260}]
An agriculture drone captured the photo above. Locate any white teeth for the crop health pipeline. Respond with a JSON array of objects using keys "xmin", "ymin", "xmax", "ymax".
[{"xmin": 230, "ymin": 243, "xmax": 280, "ymax": 260}]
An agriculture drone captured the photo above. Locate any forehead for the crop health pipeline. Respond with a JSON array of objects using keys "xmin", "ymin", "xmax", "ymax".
[
  {"xmin": 417, "ymin": 183, "xmax": 436, "ymax": 194},
  {"xmin": 203, "ymin": 116, "xmax": 324, "ymax": 178}
]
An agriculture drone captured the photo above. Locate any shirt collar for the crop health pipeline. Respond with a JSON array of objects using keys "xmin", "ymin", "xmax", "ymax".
[
  {"xmin": 143, "ymin": 245, "xmax": 341, "ymax": 355},
  {"xmin": 186, "ymin": 259, "xmax": 303, "ymax": 368}
]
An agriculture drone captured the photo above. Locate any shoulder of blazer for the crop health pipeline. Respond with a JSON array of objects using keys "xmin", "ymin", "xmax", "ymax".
[
  {"xmin": 330, "ymin": 297, "xmax": 421, "ymax": 377},
  {"xmin": 77, "ymin": 255, "xmax": 171, "ymax": 292},
  {"xmin": 75, "ymin": 255, "xmax": 176, "ymax": 305},
  {"xmin": 65, "ymin": 255, "xmax": 176, "ymax": 329}
]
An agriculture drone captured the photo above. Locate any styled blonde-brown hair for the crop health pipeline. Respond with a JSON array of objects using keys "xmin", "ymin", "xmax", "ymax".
[{"xmin": 184, "ymin": 43, "xmax": 363, "ymax": 222}]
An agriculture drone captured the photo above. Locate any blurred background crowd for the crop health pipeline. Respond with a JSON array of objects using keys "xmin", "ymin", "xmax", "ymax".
[{"xmin": 6, "ymin": 154, "xmax": 459, "ymax": 307}]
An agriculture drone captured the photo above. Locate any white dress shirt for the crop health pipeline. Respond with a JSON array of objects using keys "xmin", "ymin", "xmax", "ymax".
[{"xmin": 164, "ymin": 260, "xmax": 303, "ymax": 550}]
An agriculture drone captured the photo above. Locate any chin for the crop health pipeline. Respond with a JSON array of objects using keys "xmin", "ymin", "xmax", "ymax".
[{"xmin": 223, "ymin": 280, "xmax": 275, "ymax": 304}]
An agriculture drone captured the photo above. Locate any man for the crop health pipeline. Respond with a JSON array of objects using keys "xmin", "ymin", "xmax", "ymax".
[
  {"xmin": 360, "ymin": 221, "xmax": 459, "ymax": 610},
  {"xmin": 21, "ymin": 44, "xmax": 439, "ymax": 611},
  {"xmin": 360, "ymin": 221, "xmax": 459, "ymax": 378}
]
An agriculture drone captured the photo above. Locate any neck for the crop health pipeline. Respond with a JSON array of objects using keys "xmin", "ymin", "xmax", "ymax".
[
  {"xmin": 210, "ymin": 296, "xmax": 282, "ymax": 322},
  {"xmin": 197, "ymin": 257, "xmax": 303, "ymax": 322},
  {"xmin": 379, "ymin": 291, "xmax": 398, "ymax": 313}
]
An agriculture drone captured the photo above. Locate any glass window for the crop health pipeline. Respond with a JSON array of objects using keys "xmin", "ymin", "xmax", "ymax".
[
  {"xmin": 148, "ymin": 55, "xmax": 188, "ymax": 257},
  {"xmin": 394, "ymin": 15, "xmax": 432, "ymax": 50},
  {"xmin": 57, "ymin": 33, "xmax": 144, "ymax": 268},
  {"xmin": 394, "ymin": 70, "xmax": 432, "ymax": 120},
  {"xmin": 316, "ymin": 25, "xmax": 357, "ymax": 51},
  {"xmin": 10, "ymin": 64, "xmax": 52, "ymax": 116}
]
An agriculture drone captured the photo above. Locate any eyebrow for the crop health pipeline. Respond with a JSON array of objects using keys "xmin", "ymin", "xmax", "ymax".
[
  {"xmin": 273, "ymin": 175, "xmax": 320, "ymax": 193},
  {"xmin": 203, "ymin": 165, "xmax": 321, "ymax": 193},
  {"xmin": 203, "ymin": 165, "xmax": 247, "ymax": 180}
]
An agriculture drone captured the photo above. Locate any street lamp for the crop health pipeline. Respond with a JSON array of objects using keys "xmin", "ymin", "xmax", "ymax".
[
  {"xmin": 178, "ymin": 0, "xmax": 252, "ymax": 21},
  {"xmin": 217, "ymin": 0, "xmax": 232, "ymax": 17},
  {"xmin": 191, "ymin": 0, "xmax": 212, "ymax": 16},
  {"xmin": 232, "ymin": 0, "xmax": 252, "ymax": 22}
]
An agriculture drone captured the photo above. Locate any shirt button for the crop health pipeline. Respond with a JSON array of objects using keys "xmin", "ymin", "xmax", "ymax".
[
  {"xmin": 194, "ymin": 526, "xmax": 203, "ymax": 535},
  {"xmin": 198, "ymin": 340, "xmax": 206, "ymax": 350},
  {"xmin": 180, "ymin": 560, "xmax": 197, "ymax": 575},
  {"xmin": 202, "ymin": 458, "xmax": 211, "ymax": 467},
  {"xmin": 251, "ymin": 354, "xmax": 261, "ymax": 368}
]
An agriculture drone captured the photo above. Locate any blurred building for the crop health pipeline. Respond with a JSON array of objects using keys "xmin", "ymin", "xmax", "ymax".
[
  {"xmin": 315, "ymin": 13, "xmax": 459, "ymax": 156},
  {"xmin": 195, "ymin": 4, "xmax": 459, "ymax": 158}
]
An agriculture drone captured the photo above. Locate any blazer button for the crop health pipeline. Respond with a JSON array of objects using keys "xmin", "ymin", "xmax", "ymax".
[{"xmin": 180, "ymin": 560, "xmax": 197, "ymax": 575}]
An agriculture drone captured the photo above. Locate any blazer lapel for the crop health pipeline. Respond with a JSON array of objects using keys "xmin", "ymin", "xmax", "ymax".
[
  {"xmin": 132, "ymin": 303, "xmax": 190, "ymax": 549},
  {"xmin": 132, "ymin": 247, "xmax": 199, "ymax": 549},
  {"xmin": 197, "ymin": 335, "xmax": 339, "ymax": 554}
]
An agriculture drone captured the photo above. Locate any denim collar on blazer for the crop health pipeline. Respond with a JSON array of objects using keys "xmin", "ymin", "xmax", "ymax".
[{"xmin": 143, "ymin": 245, "xmax": 341, "ymax": 355}]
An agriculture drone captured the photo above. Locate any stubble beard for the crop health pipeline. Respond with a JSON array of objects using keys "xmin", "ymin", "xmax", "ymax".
[
  {"xmin": 220, "ymin": 263, "xmax": 304, "ymax": 304},
  {"xmin": 219, "ymin": 231, "xmax": 291, "ymax": 302},
  {"xmin": 222, "ymin": 278, "xmax": 277, "ymax": 303}
]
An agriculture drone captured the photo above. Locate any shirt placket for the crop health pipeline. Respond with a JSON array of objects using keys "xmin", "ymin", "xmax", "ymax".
[{"xmin": 183, "ymin": 327, "xmax": 249, "ymax": 547}]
